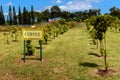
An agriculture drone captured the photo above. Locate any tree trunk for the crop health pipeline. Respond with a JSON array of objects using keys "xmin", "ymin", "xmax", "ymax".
[
  {"xmin": 104, "ymin": 33, "xmax": 108, "ymax": 71},
  {"xmin": 100, "ymin": 40, "xmax": 103, "ymax": 56},
  {"xmin": 96, "ymin": 40, "xmax": 98, "ymax": 54},
  {"xmin": 96, "ymin": 40, "xmax": 98, "ymax": 50}
]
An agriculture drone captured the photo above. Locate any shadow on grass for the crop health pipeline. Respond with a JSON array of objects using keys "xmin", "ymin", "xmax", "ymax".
[
  {"xmin": 12, "ymin": 40, "xmax": 19, "ymax": 42},
  {"xmin": 35, "ymin": 47, "xmax": 40, "ymax": 49},
  {"xmin": 43, "ymin": 43, "xmax": 49, "ymax": 45},
  {"xmin": 90, "ymin": 47, "xmax": 94, "ymax": 50},
  {"xmin": 21, "ymin": 58, "xmax": 40, "ymax": 61},
  {"xmin": 88, "ymin": 52, "xmax": 101, "ymax": 57},
  {"xmin": 35, "ymin": 46, "xmax": 44, "ymax": 49},
  {"xmin": 79, "ymin": 62, "xmax": 99, "ymax": 68}
]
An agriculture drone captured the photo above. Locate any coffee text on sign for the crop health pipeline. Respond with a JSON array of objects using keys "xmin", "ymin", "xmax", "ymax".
[{"xmin": 22, "ymin": 28, "xmax": 43, "ymax": 40}]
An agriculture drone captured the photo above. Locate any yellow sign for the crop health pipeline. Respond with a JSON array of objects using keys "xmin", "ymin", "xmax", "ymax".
[{"xmin": 22, "ymin": 28, "xmax": 43, "ymax": 40}]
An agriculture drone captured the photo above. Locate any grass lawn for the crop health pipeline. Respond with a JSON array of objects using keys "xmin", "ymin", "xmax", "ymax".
[{"xmin": 0, "ymin": 26, "xmax": 120, "ymax": 80}]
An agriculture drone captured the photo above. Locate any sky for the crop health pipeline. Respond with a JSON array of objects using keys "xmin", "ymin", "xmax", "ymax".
[{"xmin": 0, "ymin": 0, "xmax": 120, "ymax": 15}]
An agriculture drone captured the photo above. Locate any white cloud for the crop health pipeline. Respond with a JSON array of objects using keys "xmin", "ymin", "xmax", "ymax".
[
  {"xmin": 60, "ymin": 0, "xmax": 102, "ymax": 11},
  {"xmin": 56, "ymin": 0, "xmax": 62, "ymax": 3},
  {"xmin": 67, "ymin": 1, "xmax": 73, "ymax": 5},
  {"xmin": 5, "ymin": 2, "xmax": 13, "ymax": 6},
  {"xmin": 35, "ymin": 10, "xmax": 41, "ymax": 12},
  {"xmin": 45, "ymin": 6, "xmax": 52, "ymax": 10}
]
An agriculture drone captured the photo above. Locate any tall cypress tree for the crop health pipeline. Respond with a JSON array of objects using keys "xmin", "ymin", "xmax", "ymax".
[
  {"xmin": 23, "ymin": 7, "xmax": 27, "ymax": 25},
  {"xmin": 18, "ymin": 6, "xmax": 22, "ymax": 25},
  {"xmin": 0, "ymin": 5, "xmax": 2, "ymax": 25},
  {"xmin": 8, "ymin": 5, "xmax": 12, "ymax": 25},
  {"xmin": 31, "ymin": 5, "xmax": 35, "ymax": 24},
  {"xmin": 13, "ymin": 6, "xmax": 17, "ymax": 25},
  {"xmin": 25, "ymin": 9, "xmax": 30, "ymax": 24},
  {"xmin": 1, "ymin": 6, "xmax": 5, "ymax": 25},
  {"xmin": 27, "ymin": 11, "xmax": 31, "ymax": 25},
  {"xmin": 6, "ymin": 15, "xmax": 9, "ymax": 24},
  {"xmin": 0, "ymin": 5, "xmax": 5, "ymax": 25}
]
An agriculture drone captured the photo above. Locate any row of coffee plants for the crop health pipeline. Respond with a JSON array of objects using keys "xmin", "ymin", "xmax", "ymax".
[
  {"xmin": 84, "ymin": 14, "xmax": 114, "ymax": 72},
  {"xmin": 27, "ymin": 18, "xmax": 69, "ymax": 55},
  {"xmin": 3, "ymin": 26, "xmax": 19, "ymax": 44},
  {"xmin": 43, "ymin": 18, "xmax": 69, "ymax": 44},
  {"xmin": 2, "ymin": 18, "xmax": 69, "ymax": 55},
  {"xmin": 2, "ymin": 26, "xmax": 35, "ymax": 56},
  {"xmin": 109, "ymin": 17, "xmax": 120, "ymax": 32}
]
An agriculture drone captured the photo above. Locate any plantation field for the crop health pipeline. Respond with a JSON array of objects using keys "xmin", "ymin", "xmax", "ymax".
[{"xmin": 0, "ymin": 26, "xmax": 120, "ymax": 80}]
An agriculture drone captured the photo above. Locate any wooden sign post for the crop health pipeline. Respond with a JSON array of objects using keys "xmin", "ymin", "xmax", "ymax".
[{"xmin": 22, "ymin": 28, "xmax": 43, "ymax": 62}]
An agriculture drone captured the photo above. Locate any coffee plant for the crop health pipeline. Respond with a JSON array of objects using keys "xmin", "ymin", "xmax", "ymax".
[
  {"xmin": 10, "ymin": 26, "xmax": 18, "ymax": 41},
  {"xmin": 85, "ymin": 14, "xmax": 114, "ymax": 71},
  {"xmin": 43, "ymin": 18, "xmax": 69, "ymax": 44},
  {"xmin": 3, "ymin": 32, "xmax": 10, "ymax": 44},
  {"xmin": 26, "ymin": 40, "xmax": 35, "ymax": 55},
  {"xmin": 109, "ymin": 17, "xmax": 120, "ymax": 32}
]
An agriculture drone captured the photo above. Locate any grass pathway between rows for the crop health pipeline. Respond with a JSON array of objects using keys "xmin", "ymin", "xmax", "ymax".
[{"xmin": 0, "ymin": 27, "xmax": 120, "ymax": 80}]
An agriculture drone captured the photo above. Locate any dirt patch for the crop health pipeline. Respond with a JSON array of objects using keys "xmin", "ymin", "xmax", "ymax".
[
  {"xmin": 93, "ymin": 69, "xmax": 118, "ymax": 76},
  {"xmin": 14, "ymin": 57, "xmax": 49, "ymax": 67}
]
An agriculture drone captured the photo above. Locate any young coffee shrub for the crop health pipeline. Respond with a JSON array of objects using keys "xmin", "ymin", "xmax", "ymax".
[
  {"xmin": 53, "ymin": 22, "xmax": 61, "ymax": 36},
  {"xmin": 67, "ymin": 21, "xmax": 77, "ymax": 28},
  {"xmin": 88, "ymin": 15, "xmax": 114, "ymax": 71},
  {"xmin": 10, "ymin": 26, "xmax": 18, "ymax": 41},
  {"xmin": 3, "ymin": 32, "xmax": 10, "ymax": 44},
  {"xmin": 59, "ymin": 18, "xmax": 69, "ymax": 34},
  {"xmin": 26, "ymin": 40, "xmax": 34, "ymax": 55},
  {"xmin": 43, "ymin": 27, "xmax": 49, "ymax": 44}
]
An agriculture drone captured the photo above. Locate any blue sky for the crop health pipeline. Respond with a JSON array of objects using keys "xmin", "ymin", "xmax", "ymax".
[{"xmin": 0, "ymin": 0, "xmax": 120, "ymax": 15}]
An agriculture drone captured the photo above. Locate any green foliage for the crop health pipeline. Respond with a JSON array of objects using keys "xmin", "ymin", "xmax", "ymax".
[
  {"xmin": 86, "ymin": 15, "xmax": 113, "ymax": 41},
  {"xmin": 13, "ymin": 6, "xmax": 17, "ymax": 25},
  {"xmin": 8, "ymin": 5, "xmax": 12, "ymax": 25},
  {"xmin": 23, "ymin": 7, "xmax": 27, "ymax": 25},
  {"xmin": 84, "ymin": 19, "xmax": 91, "ymax": 31},
  {"xmin": 52, "ymin": 22, "xmax": 60, "ymax": 37},
  {"xmin": 18, "ymin": 6, "xmax": 22, "ymax": 25},
  {"xmin": 0, "ymin": 5, "xmax": 102, "ymax": 25},
  {"xmin": 109, "ymin": 16, "xmax": 120, "ymax": 32},
  {"xmin": 31, "ymin": 5, "xmax": 35, "ymax": 24},
  {"xmin": 59, "ymin": 18, "xmax": 69, "ymax": 34},
  {"xmin": 26, "ymin": 40, "xmax": 34, "ymax": 55},
  {"xmin": 10, "ymin": 26, "xmax": 18, "ymax": 41},
  {"xmin": 42, "ymin": 9, "xmax": 49, "ymax": 22},
  {"xmin": 50, "ymin": 5, "xmax": 61, "ymax": 18},
  {"xmin": 43, "ymin": 27, "xmax": 49, "ymax": 44},
  {"xmin": 42, "ymin": 18, "xmax": 69, "ymax": 44},
  {"xmin": 1, "ymin": 26, "xmax": 120, "ymax": 79},
  {"xmin": 110, "ymin": 6, "xmax": 120, "ymax": 19},
  {"xmin": 3, "ymin": 32, "xmax": 10, "ymax": 44},
  {"xmin": 0, "ymin": 5, "xmax": 5, "ymax": 25},
  {"xmin": 86, "ymin": 14, "xmax": 114, "ymax": 71},
  {"xmin": 67, "ymin": 21, "xmax": 78, "ymax": 28}
]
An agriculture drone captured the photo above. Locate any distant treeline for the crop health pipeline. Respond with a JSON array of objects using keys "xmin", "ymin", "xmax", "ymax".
[
  {"xmin": 0, "ymin": 5, "xmax": 119, "ymax": 25},
  {"xmin": 0, "ymin": 5, "xmax": 35, "ymax": 25}
]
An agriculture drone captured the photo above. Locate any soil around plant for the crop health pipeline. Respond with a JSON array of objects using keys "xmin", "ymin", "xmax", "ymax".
[{"xmin": 93, "ymin": 69, "xmax": 118, "ymax": 76}]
